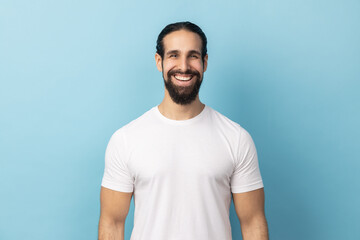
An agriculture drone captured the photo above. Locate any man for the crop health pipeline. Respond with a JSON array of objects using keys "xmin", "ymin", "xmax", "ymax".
[{"xmin": 98, "ymin": 21, "xmax": 268, "ymax": 240}]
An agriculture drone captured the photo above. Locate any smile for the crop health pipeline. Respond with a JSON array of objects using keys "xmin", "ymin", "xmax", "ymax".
[{"xmin": 173, "ymin": 74, "xmax": 193, "ymax": 81}]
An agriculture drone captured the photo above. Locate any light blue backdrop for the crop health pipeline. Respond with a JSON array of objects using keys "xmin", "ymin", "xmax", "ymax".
[{"xmin": 0, "ymin": 0, "xmax": 359, "ymax": 239}]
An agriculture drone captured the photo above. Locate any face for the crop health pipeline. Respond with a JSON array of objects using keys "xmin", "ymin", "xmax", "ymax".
[{"xmin": 155, "ymin": 30, "xmax": 208, "ymax": 105}]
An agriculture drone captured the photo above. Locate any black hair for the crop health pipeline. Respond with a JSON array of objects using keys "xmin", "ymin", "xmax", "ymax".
[{"xmin": 156, "ymin": 21, "xmax": 207, "ymax": 61}]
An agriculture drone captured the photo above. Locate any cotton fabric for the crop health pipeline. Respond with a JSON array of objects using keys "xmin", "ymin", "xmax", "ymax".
[{"xmin": 101, "ymin": 104, "xmax": 264, "ymax": 240}]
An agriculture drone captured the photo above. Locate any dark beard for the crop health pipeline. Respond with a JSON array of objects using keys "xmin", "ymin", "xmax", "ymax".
[{"xmin": 162, "ymin": 68, "xmax": 203, "ymax": 105}]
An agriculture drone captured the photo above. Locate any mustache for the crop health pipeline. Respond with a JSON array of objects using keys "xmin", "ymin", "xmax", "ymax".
[{"xmin": 167, "ymin": 69, "xmax": 200, "ymax": 77}]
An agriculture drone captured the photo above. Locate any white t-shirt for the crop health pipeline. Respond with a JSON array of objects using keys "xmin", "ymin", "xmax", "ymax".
[{"xmin": 101, "ymin": 104, "xmax": 264, "ymax": 240}]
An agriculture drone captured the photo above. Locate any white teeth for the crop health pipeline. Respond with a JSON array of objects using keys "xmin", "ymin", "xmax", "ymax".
[{"xmin": 174, "ymin": 75, "xmax": 192, "ymax": 81}]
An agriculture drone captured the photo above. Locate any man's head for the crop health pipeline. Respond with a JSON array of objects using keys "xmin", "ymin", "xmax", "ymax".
[
  {"xmin": 156, "ymin": 21, "xmax": 207, "ymax": 63},
  {"xmin": 155, "ymin": 21, "xmax": 208, "ymax": 105}
]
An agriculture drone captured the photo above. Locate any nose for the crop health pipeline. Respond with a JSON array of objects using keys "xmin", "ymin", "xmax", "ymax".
[{"xmin": 179, "ymin": 56, "xmax": 190, "ymax": 72}]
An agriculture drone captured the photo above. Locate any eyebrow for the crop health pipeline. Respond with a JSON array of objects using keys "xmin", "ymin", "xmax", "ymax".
[
  {"xmin": 165, "ymin": 50, "xmax": 201, "ymax": 56},
  {"xmin": 166, "ymin": 50, "xmax": 180, "ymax": 56},
  {"xmin": 188, "ymin": 50, "xmax": 201, "ymax": 56}
]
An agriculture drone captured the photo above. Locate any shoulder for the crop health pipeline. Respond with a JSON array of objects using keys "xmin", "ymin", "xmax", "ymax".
[
  {"xmin": 207, "ymin": 105, "xmax": 249, "ymax": 137},
  {"xmin": 207, "ymin": 106, "xmax": 256, "ymax": 152},
  {"xmin": 111, "ymin": 106, "xmax": 156, "ymax": 140}
]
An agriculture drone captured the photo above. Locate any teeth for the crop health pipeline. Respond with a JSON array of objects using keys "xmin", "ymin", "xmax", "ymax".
[{"xmin": 174, "ymin": 75, "xmax": 192, "ymax": 81}]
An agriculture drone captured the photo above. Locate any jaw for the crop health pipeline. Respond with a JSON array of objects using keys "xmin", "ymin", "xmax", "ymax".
[{"xmin": 162, "ymin": 72, "xmax": 203, "ymax": 105}]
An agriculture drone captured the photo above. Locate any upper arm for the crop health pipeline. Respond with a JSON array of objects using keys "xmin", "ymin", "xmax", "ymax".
[
  {"xmin": 100, "ymin": 186, "xmax": 133, "ymax": 223},
  {"xmin": 231, "ymin": 129, "xmax": 263, "ymax": 193},
  {"xmin": 232, "ymin": 188, "xmax": 265, "ymax": 224}
]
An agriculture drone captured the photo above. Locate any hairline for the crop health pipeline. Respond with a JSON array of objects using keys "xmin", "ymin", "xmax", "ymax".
[{"xmin": 156, "ymin": 22, "xmax": 207, "ymax": 62}]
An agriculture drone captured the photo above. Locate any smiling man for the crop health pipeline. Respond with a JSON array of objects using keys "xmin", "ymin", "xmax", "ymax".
[{"xmin": 98, "ymin": 21, "xmax": 269, "ymax": 240}]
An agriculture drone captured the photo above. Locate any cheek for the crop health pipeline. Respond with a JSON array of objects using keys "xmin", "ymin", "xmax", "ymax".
[
  {"xmin": 163, "ymin": 62, "xmax": 177, "ymax": 74},
  {"xmin": 188, "ymin": 58, "xmax": 203, "ymax": 67},
  {"xmin": 192, "ymin": 61, "xmax": 204, "ymax": 72}
]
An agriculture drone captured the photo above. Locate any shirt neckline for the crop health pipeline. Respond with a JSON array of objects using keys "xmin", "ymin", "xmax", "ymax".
[{"xmin": 153, "ymin": 104, "xmax": 209, "ymax": 126}]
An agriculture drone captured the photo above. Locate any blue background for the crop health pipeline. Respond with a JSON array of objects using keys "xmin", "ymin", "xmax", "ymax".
[{"xmin": 1, "ymin": 0, "xmax": 359, "ymax": 239}]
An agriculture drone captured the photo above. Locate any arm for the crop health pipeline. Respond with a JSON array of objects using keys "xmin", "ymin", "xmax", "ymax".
[
  {"xmin": 98, "ymin": 187, "xmax": 133, "ymax": 240},
  {"xmin": 232, "ymin": 188, "xmax": 269, "ymax": 240}
]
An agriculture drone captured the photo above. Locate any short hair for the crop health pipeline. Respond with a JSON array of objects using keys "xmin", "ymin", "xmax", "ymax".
[{"xmin": 156, "ymin": 21, "xmax": 207, "ymax": 61}]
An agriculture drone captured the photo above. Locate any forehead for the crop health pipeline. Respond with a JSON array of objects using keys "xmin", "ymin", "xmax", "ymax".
[{"xmin": 162, "ymin": 30, "xmax": 202, "ymax": 53}]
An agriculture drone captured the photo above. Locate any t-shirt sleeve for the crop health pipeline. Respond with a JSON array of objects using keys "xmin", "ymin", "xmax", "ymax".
[
  {"xmin": 230, "ymin": 128, "xmax": 264, "ymax": 193},
  {"xmin": 101, "ymin": 129, "xmax": 134, "ymax": 193}
]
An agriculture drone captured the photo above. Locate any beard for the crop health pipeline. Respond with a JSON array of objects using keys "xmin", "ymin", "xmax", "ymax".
[{"xmin": 162, "ymin": 66, "xmax": 203, "ymax": 105}]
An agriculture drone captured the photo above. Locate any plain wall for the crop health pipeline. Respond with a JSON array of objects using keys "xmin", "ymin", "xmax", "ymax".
[{"xmin": 0, "ymin": 0, "xmax": 359, "ymax": 239}]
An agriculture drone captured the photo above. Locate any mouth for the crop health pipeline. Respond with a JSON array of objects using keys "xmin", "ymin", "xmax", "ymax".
[{"xmin": 173, "ymin": 73, "xmax": 193, "ymax": 81}]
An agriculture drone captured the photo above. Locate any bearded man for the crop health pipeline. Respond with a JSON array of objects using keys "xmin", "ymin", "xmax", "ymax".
[{"xmin": 98, "ymin": 21, "xmax": 269, "ymax": 240}]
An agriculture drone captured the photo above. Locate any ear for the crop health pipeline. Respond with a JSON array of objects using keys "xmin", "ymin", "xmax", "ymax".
[
  {"xmin": 203, "ymin": 54, "xmax": 208, "ymax": 72},
  {"xmin": 155, "ymin": 53, "xmax": 163, "ymax": 72}
]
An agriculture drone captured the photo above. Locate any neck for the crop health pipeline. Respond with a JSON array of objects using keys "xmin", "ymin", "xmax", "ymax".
[{"xmin": 158, "ymin": 90, "xmax": 205, "ymax": 120}]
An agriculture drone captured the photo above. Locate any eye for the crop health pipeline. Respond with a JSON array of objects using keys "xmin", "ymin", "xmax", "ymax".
[
  {"xmin": 169, "ymin": 54, "xmax": 177, "ymax": 58},
  {"xmin": 191, "ymin": 55, "xmax": 199, "ymax": 59}
]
